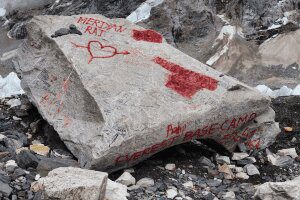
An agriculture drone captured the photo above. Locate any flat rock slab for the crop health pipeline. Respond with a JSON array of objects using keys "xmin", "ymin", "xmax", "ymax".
[
  {"xmin": 15, "ymin": 14, "xmax": 279, "ymax": 172},
  {"xmin": 37, "ymin": 167, "xmax": 108, "ymax": 200}
]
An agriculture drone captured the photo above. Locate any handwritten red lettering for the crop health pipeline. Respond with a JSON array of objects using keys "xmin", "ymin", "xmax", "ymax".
[{"xmin": 77, "ymin": 16, "xmax": 127, "ymax": 38}]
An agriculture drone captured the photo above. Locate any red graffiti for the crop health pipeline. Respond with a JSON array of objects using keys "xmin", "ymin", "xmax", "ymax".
[
  {"xmin": 72, "ymin": 41, "xmax": 130, "ymax": 64},
  {"xmin": 153, "ymin": 57, "xmax": 218, "ymax": 98},
  {"xmin": 132, "ymin": 29, "xmax": 163, "ymax": 43}
]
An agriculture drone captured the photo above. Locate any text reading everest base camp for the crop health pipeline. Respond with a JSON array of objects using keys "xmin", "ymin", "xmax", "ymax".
[{"xmin": 115, "ymin": 112, "xmax": 260, "ymax": 164}]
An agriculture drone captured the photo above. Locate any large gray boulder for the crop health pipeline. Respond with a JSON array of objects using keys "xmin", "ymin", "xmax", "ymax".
[
  {"xmin": 15, "ymin": 14, "xmax": 279, "ymax": 172},
  {"xmin": 254, "ymin": 176, "xmax": 300, "ymax": 200}
]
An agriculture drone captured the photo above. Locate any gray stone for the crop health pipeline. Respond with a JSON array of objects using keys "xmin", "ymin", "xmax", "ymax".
[
  {"xmin": 16, "ymin": 14, "xmax": 280, "ymax": 172},
  {"xmin": 222, "ymin": 191, "xmax": 235, "ymax": 200},
  {"xmin": 277, "ymin": 148, "xmax": 298, "ymax": 159},
  {"xmin": 37, "ymin": 167, "xmax": 108, "ymax": 200},
  {"xmin": 105, "ymin": 179, "xmax": 129, "ymax": 200},
  {"xmin": 116, "ymin": 171, "xmax": 136, "ymax": 186},
  {"xmin": 235, "ymin": 172, "xmax": 249, "ymax": 180},
  {"xmin": 232, "ymin": 153, "xmax": 249, "ymax": 161},
  {"xmin": 206, "ymin": 179, "xmax": 222, "ymax": 187},
  {"xmin": 244, "ymin": 164, "xmax": 260, "ymax": 176},
  {"xmin": 0, "ymin": 181, "xmax": 12, "ymax": 197},
  {"xmin": 16, "ymin": 150, "xmax": 39, "ymax": 169},
  {"xmin": 255, "ymin": 176, "xmax": 300, "ymax": 200},
  {"xmin": 136, "ymin": 178, "xmax": 154, "ymax": 188},
  {"xmin": 36, "ymin": 156, "xmax": 79, "ymax": 177},
  {"xmin": 267, "ymin": 149, "xmax": 295, "ymax": 167},
  {"xmin": 166, "ymin": 188, "xmax": 178, "ymax": 199},
  {"xmin": 199, "ymin": 156, "xmax": 215, "ymax": 168},
  {"xmin": 216, "ymin": 155, "xmax": 231, "ymax": 165}
]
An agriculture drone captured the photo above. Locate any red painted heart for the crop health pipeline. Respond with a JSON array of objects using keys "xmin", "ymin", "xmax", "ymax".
[{"xmin": 87, "ymin": 41, "xmax": 118, "ymax": 63}]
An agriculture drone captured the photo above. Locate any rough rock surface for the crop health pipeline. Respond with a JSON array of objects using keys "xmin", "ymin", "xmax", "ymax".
[
  {"xmin": 254, "ymin": 176, "xmax": 300, "ymax": 200},
  {"xmin": 37, "ymin": 167, "xmax": 108, "ymax": 200},
  {"xmin": 15, "ymin": 14, "xmax": 279, "ymax": 172}
]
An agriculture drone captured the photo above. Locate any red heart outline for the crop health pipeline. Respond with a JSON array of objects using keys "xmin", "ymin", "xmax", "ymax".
[{"xmin": 87, "ymin": 41, "xmax": 118, "ymax": 63}]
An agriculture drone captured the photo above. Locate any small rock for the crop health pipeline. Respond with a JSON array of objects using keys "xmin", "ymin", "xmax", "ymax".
[
  {"xmin": 292, "ymin": 137, "xmax": 297, "ymax": 142},
  {"xmin": 105, "ymin": 179, "xmax": 129, "ymax": 200},
  {"xmin": 237, "ymin": 157, "xmax": 256, "ymax": 166},
  {"xmin": 218, "ymin": 164, "xmax": 234, "ymax": 180},
  {"xmin": 5, "ymin": 160, "xmax": 17, "ymax": 173},
  {"xmin": 6, "ymin": 99, "xmax": 21, "ymax": 108},
  {"xmin": 12, "ymin": 116, "xmax": 21, "ymax": 121},
  {"xmin": 183, "ymin": 181, "xmax": 194, "ymax": 189},
  {"xmin": 30, "ymin": 144, "xmax": 50, "ymax": 156},
  {"xmin": 0, "ymin": 181, "xmax": 13, "ymax": 197},
  {"xmin": 116, "ymin": 171, "xmax": 136, "ymax": 186},
  {"xmin": 38, "ymin": 167, "xmax": 108, "ymax": 200},
  {"xmin": 166, "ymin": 188, "xmax": 178, "ymax": 199},
  {"xmin": 206, "ymin": 179, "xmax": 222, "ymax": 187},
  {"xmin": 284, "ymin": 127, "xmax": 293, "ymax": 132},
  {"xmin": 216, "ymin": 155, "xmax": 231, "ymax": 165},
  {"xmin": 244, "ymin": 164, "xmax": 260, "ymax": 176},
  {"xmin": 199, "ymin": 156, "xmax": 215, "ymax": 168},
  {"xmin": 277, "ymin": 148, "xmax": 298, "ymax": 159},
  {"xmin": 234, "ymin": 167, "xmax": 244, "ymax": 173},
  {"xmin": 136, "ymin": 178, "xmax": 154, "ymax": 188},
  {"xmin": 16, "ymin": 150, "xmax": 39, "ymax": 169},
  {"xmin": 232, "ymin": 153, "xmax": 249, "ymax": 160},
  {"xmin": 236, "ymin": 172, "xmax": 249, "ymax": 180},
  {"xmin": 222, "ymin": 191, "xmax": 235, "ymax": 200},
  {"xmin": 165, "ymin": 163, "xmax": 176, "ymax": 171}
]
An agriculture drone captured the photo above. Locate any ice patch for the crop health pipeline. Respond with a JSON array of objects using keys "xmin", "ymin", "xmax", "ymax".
[
  {"xmin": 127, "ymin": 0, "xmax": 164, "ymax": 23},
  {"xmin": 256, "ymin": 84, "xmax": 300, "ymax": 98},
  {"xmin": 0, "ymin": 72, "xmax": 24, "ymax": 98},
  {"xmin": 0, "ymin": 8, "xmax": 6, "ymax": 17}
]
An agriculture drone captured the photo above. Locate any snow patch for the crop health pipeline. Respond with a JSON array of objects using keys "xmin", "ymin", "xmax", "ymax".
[
  {"xmin": 256, "ymin": 84, "xmax": 300, "ymax": 98},
  {"xmin": 0, "ymin": 8, "xmax": 6, "ymax": 17},
  {"xmin": 268, "ymin": 16, "xmax": 289, "ymax": 30},
  {"xmin": 206, "ymin": 24, "xmax": 243, "ymax": 66},
  {"xmin": 0, "ymin": 72, "xmax": 24, "ymax": 98},
  {"xmin": 127, "ymin": 0, "xmax": 164, "ymax": 23}
]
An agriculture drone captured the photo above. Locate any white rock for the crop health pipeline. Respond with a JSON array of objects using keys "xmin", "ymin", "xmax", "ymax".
[
  {"xmin": 6, "ymin": 98, "xmax": 21, "ymax": 108},
  {"xmin": 5, "ymin": 160, "xmax": 17, "ymax": 172},
  {"xmin": 277, "ymin": 148, "xmax": 298, "ymax": 159},
  {"xmin": 166, "ymin": 188, "xmax": 178, "ymax": 199},
  {"xmin": 136, "ymin": 178, "xmax": 154, "ymax": 188},
  {"xmin": 244, "ymin": 164, "xmax": 260, "ymax": 176},
  {"xmin": 105, "ymin": 179, "xmax": 129, "ymax": 200},
  {"xmin": 12, "ymin": 116, "xmax": 21, "ymax": 121},
  {"xmin": 183, "ymin": 181, "xmax": 194, "ymax": 189},
  {"xmin": 37, "ymin": 167, "xmax": 108, "ymax": 200},
  {"xmin": 235, "ymin": 172, "xmax": 249, "ymax": 180},
  {"xmin": 232, "ymin": 153, "xmax": 249, "ymax": 161},
  {"xmin": 255, "ymin": 176, "xmax": 300, "ymax": 200},
  {"xmin": 235, "ymin": 167, "xmax": 244, "ymax": 173},
  {"xmin": 165, "ymin": 163, "xmax": 176, "ymax": 171},
  {"xmin": 116, "ymin": 172, "xmax": 136, "ymax": 186},
  {"xmin": 35, "ymin": 174, "xmax": 41, "ymax": 181},
  {"xmin": 216, "ymin": 155, "xmax": 231, "ymax": 164},
  {"xmin": 222, "ymin": 191, "xmax": 235, "ymax": 199}
]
